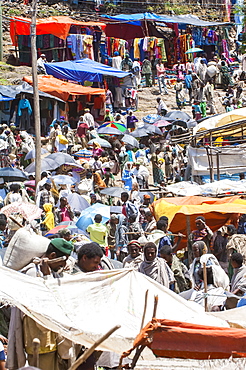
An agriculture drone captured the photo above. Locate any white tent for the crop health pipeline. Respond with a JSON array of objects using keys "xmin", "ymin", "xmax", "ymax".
[{"xmin": 0, "ymin": 266, "xmax": 228, "ymax": 353}]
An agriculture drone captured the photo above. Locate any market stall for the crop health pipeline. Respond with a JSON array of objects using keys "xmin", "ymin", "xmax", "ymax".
[
  {"xmin": 10, "ymin": 16, "xmax": 106, "ymax": 65},
  {"xmin": 23, "ymin": 75, "xmax": 105, "ymax": 127}
]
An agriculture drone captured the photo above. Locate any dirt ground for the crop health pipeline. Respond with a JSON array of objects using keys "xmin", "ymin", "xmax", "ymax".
[{"xmin": 135, "ymin": 83, "xmax": 226, "ymax": 122}]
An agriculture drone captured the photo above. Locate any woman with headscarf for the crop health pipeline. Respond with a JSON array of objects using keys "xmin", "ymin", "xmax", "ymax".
[
  {"xmin": 115, "ymin": 214, "xmax": 128, "ymax": 262},
  {"xmin": 93, "ymin": 172, "xmax": 106, "ymax": 193},
  {"xmin": 187, "ymin": 216, "xmax": 213, "ymax": 264},
  {"xmin": 174, "ymin": 78, "xmax": 185, "ymax": 109},
  {"xmin": 92, "ymin": 142, "xmax": 103, "ymax": 157},
  {"xmin": 139, "ymin": 242, "xmax": 175, "ymax": 289},
  {"xmin": 126, "ymin": 110, "xmax": 138, "ymax": 132},
  {"xmin": 41, "ymin": 203, "xmax": 55, "ymax": 231},
  {"xmin": 151, "ymin": 148, "xmax": 165, "ymax": 186},
  {"xmin": 123, "ymin": 240, "xmax": 144, "ymax": 270},
  {"xmin": 220, "ymin": 60, "xmax": 233, "ymax": 90},
  {"xmin": 122, "ymin": 162, "xmax": 134, "ymax": 191}
]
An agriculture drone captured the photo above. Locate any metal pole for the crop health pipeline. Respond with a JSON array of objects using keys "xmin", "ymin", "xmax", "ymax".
[
  {"xmin": 0, "ymin": 0, "xmax": 3, "ymax": 61},
  {"xmin": 31, "ymin": 0, "xmax": 41, "ymax": 185},
  {"xmin": 203, "ymin": 263, "xmax": 208, "ymax": 312}
]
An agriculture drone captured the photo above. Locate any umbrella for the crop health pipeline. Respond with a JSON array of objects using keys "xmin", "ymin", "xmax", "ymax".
[
  {"xmin": 185, "ymin": 47, "xmax": 203, "ymax": 54},
  {"xmin": 143, "ymin": 114, "xmax": 161, "ymax": 124},
  {"xmin": 51, "ymin": 175, "xmax": 76, "ymax": 185},
  {"xmin": 24, "ymin": 157, "xmax": 58, "ymax": 174},
  {"xmin": 87, "ymin": 138, "xmax": 112, "ymax": 148},
  {"xmin": 73, "ymin": 149, "xmax": 93, "ymax": 159},
  {"xmin": 165, "ymin": 111, "xmax": 191, "ymax": 122},
  {"xmin": 143, "ymin": 124, "xmax": 163, "ymax": 135},
  {"xmin": 154, "ymin": 120, "xmax": 172, "ymax": 128},
  {"xmin": 100, "ymin": 187, "xmax": 127, "ymax": 198},
  {"xmin": 25, "ymin": 148, "xmax": 48, "ymax": 161},
  {"xmin": 24, "ymin": 180, "xmax": 36, "ymax": 188},
  {"xmin": 46, "ymin": 152, "xmax": 77, "ymax": 167},
  {"xmin": 67, "ymin": 193, "xmax": 90, "ymax": 212},
  {"xmin": 76, "ymin": 203, "xmax": 110, "ymax": 231},
  {"xmin": 121, "ymin": 134, "xmax": 139, "ymax": 148},
  {"xmin": 0, "ymin": 167, "xmax": 28, "ymax": 182},
  {"xmin": 45, "ymin": 222, "xmax": 88, "ymax": 237},
  {"xmin": 99, "ymin": 121, "xmax": 127, "ymax": 133},
  {"xmin": 131, "ymin": 127, "xmax": 150, "ymax": 138},
  {"xmin": 97, "ymin": 127, "xmax": 124, "ymax": 136},
  {"xmin": 171, "ymin": 120, "xmax": 187, "ymax": 129},
  {"xmin": 110, "ymin": 205, "xmax": 122, "ymax": 214},
  {"xmin": 1, "ymin": 201, "xmax": 42, "ymax": 221},
  {"xmin": 139, "ymin": 191, "xmax": 155, "ymax": 204}
]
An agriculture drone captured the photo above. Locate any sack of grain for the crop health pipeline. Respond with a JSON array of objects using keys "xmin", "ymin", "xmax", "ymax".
[{"xmin": 3, "ymin": 227, "xmax": 50, "ymax": 271}]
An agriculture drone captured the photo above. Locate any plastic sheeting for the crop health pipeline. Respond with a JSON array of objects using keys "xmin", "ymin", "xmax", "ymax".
[
  {"xmin": 193, "ymin": 107, "xmax": 246, "ymax": 135},
  {"xmin": 188, "ymin": 144, "xmax": 246, "ymax": 176},
  {"xmin": 44, "ymin": 58, "xmax": 130, "ymax": 83},
  {"xmin": 10, "ymin": 16, "xmax": 106, "ymax": 46},
  {"xmin": 0, "ymin": 267, "xmax": 228, "ymax": 353},
  {"xmin": 23, "ymin": 75, "xmax": 105, "ymax": 101}
]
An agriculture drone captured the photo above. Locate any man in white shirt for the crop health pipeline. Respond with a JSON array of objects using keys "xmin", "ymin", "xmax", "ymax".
[
  {"xmin": 37, "ymin": 54, "xmax": 47, "ymax": 74},
  {"xmin": 83, "ymin": 108, "xmax": 95, "ymax": 128},
  {"xmin": 156, "ymin": 97, "xmax": 168, "ymax": 116}
]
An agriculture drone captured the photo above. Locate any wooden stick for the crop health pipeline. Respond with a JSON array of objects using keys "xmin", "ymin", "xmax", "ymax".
[
  {"xmin": 32, "ymin": 338, "xmax": 40, "ymax": 368},
  {"xmin": 68, "ymin": 325, "xmax": 120, "ymax": 370},
  {"xmin": 8, "ymin": 216, "xmax": 23, "ymax": 228},
  {"xmin": 203, "ymin": 262, "xmax": 208, "ymax": 312},
  {"xmin": 152, "ymin": 295, "xmax": 158, "ymax": 319},
  {"xmin": 130, "ymin": 345, "xmax": 145, "ymax": 369},
  {"xmin": 140, "ymin": 290, "xmax": 149, "ymax": 331}
]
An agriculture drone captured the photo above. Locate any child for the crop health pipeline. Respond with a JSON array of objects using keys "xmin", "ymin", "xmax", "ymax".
[{"xmin": 192, "ymin": 101, "xmax": 202, "ymax": 120}]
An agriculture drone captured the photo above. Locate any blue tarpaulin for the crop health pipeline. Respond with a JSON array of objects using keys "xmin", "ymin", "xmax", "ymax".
[
  {"xmin": 45, "ymin": 58, "xmax": 130, "ymax": 83},
  {"xmin": 102, "ymin": 12, "xmax": 229, "ymax": 27}
]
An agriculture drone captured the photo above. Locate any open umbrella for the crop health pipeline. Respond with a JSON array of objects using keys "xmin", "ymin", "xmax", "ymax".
[
  {"xmin": 139, "ymin": 191, "xmax": 155, "ymax": 204},
  {"xmin": 99, "ymin": 121, "xmax": 127, "ymax": 133},
  {"xmin": 1, "ymin": 201, "xmax": 42, "ymax": 221},
  {"xmin": 87, "ymin": 138, "xmax": 111, "ymax": 148},
  {"xmin": 0, "ymin": 167, "xmax": 28, "ymax": 182},
  {"xmin": 73, "ymin": 149, "xmax": 93, "ymax": 159},
  {"xmin": 24, "ymin": 157, "xmax": 58, "ymax": 174},
  {"xmin": 76, "ymin": 203, "xmax": 110, "ymax": 231},
  {"xmin": 25, "ymin": 148, "xmax": 48, "ymax": 161},
  {"xmin": 97, "ymin": 126, "xmax": 124, "ymax": 136},
  {"xmin": 45, "ymin": 221, "xmax": 88, "ymax": 237},
  {"xmin": 171, "ymin": 120, "xmax": 187, "ymax": 129},
  {"xmin": 100, "ymin": 187, "xmax": 127, "ymax": 198},
  {"xmin": 51, "ymin": 175, "xmax": 75, "ymax": 185},
  {"xmin": 143, "ymin": 124, "xmax": 163, "ymax": 135},
  {"xmin": 67, "ymin": 193, "xmax": 90, "ymax": 213},
  {"xmin": 46, "ymin": 152, "xmax": 77, "ymax": 167},
  {"xmin": 185, "ymin": 47, "xmax": 203, "ymax": 54},
  {"xmin": 121, "ymin": 134, "xmax": 139, "ymax": 148},
  {"xmin": 143, "ymin": 114, "xmax": 161, "ymax": 124},
  {"xmin": 165, "ymin": 111, "xmax": 191, "ymax": 122},
  {"xmin": 131, "ymin": 127, "xmax": 149, "ymax": 138},
  {"xmin": 154, "ymin": 120, "xmax": 172, "ymax": 128}
]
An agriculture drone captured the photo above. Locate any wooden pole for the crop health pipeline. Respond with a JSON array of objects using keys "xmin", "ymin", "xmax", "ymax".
[
  {"xmin": 152, "ymin": 295, "xmax": 158, "ymax": 319},
  {"xmin": 32, "ymin": 338, "xmax": 40, "ymax": 368},
  {"xmin": 30, "ymin": 0, "xmax": 41, "ymax": 186},
  {"xmin": 216, "ymin": 152, "xmax": 220, "ymax": 181},
  {"xmin": 68, "ymin": 325, "xmax": 120, "ymax": 370},
  {"xmin": 203, "ymin": 262, "xmax": 208, "ymax": 312},
  {"xmin": 140, "ymin": 290, "xmax": 149, "ymax": 330},
  {"xmin": 0, "ymin": 0, "xmax": 3, "ymax": 61}
]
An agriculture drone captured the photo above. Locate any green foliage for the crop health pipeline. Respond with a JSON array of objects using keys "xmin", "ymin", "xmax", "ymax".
[
  {"xmin": 6, "ymin": 8, "xmax": 22, "ymax": 16},
  {"xmin": 0, "ymin": 78, "xmax": 10, "ymax": 85}
]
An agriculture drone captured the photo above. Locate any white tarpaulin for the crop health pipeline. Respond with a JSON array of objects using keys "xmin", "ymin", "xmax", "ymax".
[
  {"xmin": 0, "ymin": 266, "xmax": 228, "ymax": 353},
  {"xmin": 193, "ymin": 107, "xmax": 246, "ymax": 135},
  {"xmin": 188, "ymin": 144, "xmax": 246, "ymax": 176},
  {"xmin": 210, "ymin": 306, "xmax": 246, "ymax": 329}
]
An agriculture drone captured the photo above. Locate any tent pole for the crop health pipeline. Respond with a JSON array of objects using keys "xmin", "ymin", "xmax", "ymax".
[
  {"xmin": 216, "ymin": 152, "xmax": 220, "ymax": 181},
  {"xmin": 203, "ymin": 263, "xmax": 208, "ymax": 312},
  {"xmin": 31, "ymin": 0, "xmax": 41, "ymax": 186},
  {"xmin": 68, "ymin": 325, "xmax": 120, "ymax": 370},
  {"xmin": 186, "ymin": 215, "xmax": 192, "ymax": 265}
]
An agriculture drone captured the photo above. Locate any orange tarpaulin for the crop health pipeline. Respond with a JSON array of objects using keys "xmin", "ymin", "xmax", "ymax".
[
  {"xmin": 152, "ymin": 195, "xmax": 246, "ymax": 248},
  {"xmin": 23, "ymin": 75, "xmax": 105, "ymax": 102},
  {"xmin": 10, "ymin": 16, "xmax": 106, "ymax": 46},
  {"xmin": 121, "ymin": 319, "xmax": 246, "ymax": 360}
]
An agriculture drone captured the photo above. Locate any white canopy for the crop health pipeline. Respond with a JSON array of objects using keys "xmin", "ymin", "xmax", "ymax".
[{"xmin": 0, "ymin": 266, "xmax": 228, "ymax": 353}]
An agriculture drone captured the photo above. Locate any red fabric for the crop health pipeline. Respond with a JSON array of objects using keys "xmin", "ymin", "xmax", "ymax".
[
  {"xmin": 23, "ymin": 75, "xmax": 105, "ymax": 101},
  {"xmin": 10, "ymin": 16, "xmax": 106, "ymax": 46},
  {"xmin": 104, "ymin": 24, "xmax": 145, "ymax": 40}
]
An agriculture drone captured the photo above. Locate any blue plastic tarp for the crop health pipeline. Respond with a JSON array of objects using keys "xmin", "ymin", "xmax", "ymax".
[
  {"xmin": 102, "ymin": 12, "xmax": 229, "ymax": 27},
  {"xmin": 45, "ymin": 58, "xmax": 130, "ymax": 83}
]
